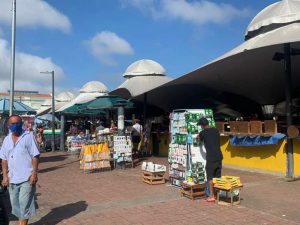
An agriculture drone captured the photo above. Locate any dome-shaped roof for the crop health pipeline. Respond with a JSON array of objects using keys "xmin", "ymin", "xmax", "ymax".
[
  {"xmin": 80, "ymin": 81, "xmax": 109, "ymax": 93},
  {"xmin": 245, "ymin": 0, "xmax": 300, "ymax": 40},
  {"xmin": 123, "ymin": 59, "xmax": 166, "ymax": 78},
  {"xmin": 56, "ymin": 91, "xmax": 75, "ymax": 102}
]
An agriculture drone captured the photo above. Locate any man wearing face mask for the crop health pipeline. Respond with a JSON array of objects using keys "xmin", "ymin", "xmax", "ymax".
[{"xmin": 0, "ymin": 115, "xmax": 40, "ymax": 225}]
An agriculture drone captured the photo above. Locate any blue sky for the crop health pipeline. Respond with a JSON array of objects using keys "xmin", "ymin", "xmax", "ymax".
[{"xmin": 0, "ymin": 0, "xmax": 276, "ymax": 94}]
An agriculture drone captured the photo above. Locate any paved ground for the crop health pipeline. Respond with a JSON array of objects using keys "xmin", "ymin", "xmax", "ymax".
[{"xmin": 7, "ymin": 152, "xmax": 300, "ymax": 225}]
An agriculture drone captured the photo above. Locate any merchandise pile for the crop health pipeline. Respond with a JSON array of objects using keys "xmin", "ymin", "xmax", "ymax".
[
  {"xmin": 186, "ymin": 162, "xmax": 205, "ymax": 184},
  {"xmin": 213, "ymin": 176, "xmax": 243, "ymax": 190},
  {"xmin": 142, "ymin": 162, "xmax": 166, "ymax": 173},
  {"xmin": 80, "ymin": 143, "xmax": 111, "ymax": 172}
]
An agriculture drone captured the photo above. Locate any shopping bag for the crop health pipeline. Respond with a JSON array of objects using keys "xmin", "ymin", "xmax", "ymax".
[{"xmin": 138, "ymin": 137, "xmax": 143, "ymax": 151}]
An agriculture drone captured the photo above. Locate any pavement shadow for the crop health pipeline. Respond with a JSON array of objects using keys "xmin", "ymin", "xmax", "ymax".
[
  {"xmin": 39, "ymin": 154, "xmax": 68, "ymax": 163},
  {"xmin": 30, "ymin": 201, "xmax": 88, "ymax": 225},
  {"xmin": 38, "ymin": 160, "xmax": 79, "ymax": 174}
]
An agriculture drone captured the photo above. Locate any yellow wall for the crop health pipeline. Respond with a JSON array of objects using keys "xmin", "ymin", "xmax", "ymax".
[
  {"xmin": 156, "ymin": 133, "xmax": 300, "ymax": 176},
  {"xmin": 221, "ymin": 136, "xmax": 300, "ymax": 176},
  {"xmin": 148, "ymin": 132, "xmax": 169, "ymax": 157}
]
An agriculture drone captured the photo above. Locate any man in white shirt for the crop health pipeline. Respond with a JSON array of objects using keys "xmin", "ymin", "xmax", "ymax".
[{"xmin": 1, "ymin": 115, "xmax": 40, "ymax": 225}]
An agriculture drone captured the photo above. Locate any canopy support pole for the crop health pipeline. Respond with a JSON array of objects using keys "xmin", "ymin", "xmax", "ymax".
[
  {"xmin": 143, "ymin": 93, "xmax": 147, "ymax": 124},
  {"xmin": 118, "ymin": 106, "xmax": 124, "ymax": 135},
  {"xmin": 284, "ymin": 43, "xmax": 294, "ymax": 178},
  {"xmin": 60, "ymin": 114, "xmax": 65, "ymax": 151}
]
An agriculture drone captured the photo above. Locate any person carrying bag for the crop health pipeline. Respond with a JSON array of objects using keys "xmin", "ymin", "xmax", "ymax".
[{"xmin": 131, "ymin": 119, "xmax": 143, "ymax": 158}]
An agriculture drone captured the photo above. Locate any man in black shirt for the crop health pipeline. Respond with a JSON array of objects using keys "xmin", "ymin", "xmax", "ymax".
[{"xmin": 198, "ymin": 117, "xmax": 223, "ymax": 202}]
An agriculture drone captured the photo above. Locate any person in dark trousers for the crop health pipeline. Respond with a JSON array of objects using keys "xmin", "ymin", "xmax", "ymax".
[{"xmin": 198, "ymin": 117, "xmax": 223, "ymax": 203}]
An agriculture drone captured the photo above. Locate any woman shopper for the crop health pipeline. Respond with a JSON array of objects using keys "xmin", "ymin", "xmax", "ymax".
[{"xmin": 131, "ymin": 119, "xmax": 143, "ymax": 159}]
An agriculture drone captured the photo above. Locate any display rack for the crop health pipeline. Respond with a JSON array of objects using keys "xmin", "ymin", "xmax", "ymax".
[
  {"xmin": 113, "ymin": 135, "xmax": 133, "ymax": 168},
  {"xmin": 168, "ymin": 109, "xmax": 215, "ymax": 188},
  {"xmin": 80, "ymin": 142, "xmax": 111, "ymax": 173}
]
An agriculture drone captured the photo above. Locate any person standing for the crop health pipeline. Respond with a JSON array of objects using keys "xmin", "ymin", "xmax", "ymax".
[
  {"xmin": 35, "ymin": 125, "xmax": 45, "ymax": 152},
  {"xmin": 198, "ymin": 117, "xmax": 223, "ymax": 202},
  {"xmin": 131, "ymin": 119, "xmax": 143, "ymax": 158},
  {"xmin": 142, "ymin": 122, "xmax": 151, "ymax": 156},
  {"xmin": 0, "ymin": 115, "xmax": 40, "ymax": 225},
  {"xmin": 95, "ymin": 121, "xmax": 105, "ymax": 134}
]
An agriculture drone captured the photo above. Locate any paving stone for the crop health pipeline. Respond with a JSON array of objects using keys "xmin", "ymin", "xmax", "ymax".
[{"xmin": 4, "ymin": 152, "xmax": 298, "ymax": 225}]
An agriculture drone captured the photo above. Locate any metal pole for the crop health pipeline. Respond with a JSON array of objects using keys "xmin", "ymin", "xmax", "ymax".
[
  {"xmin": 60, "ymin": 114, "xmax": 65, "ymax": 151},
  {"xmin": 9, "ymin": 0, "xmax": 16, "ymax": 116},
  {"xmin": 284, "ymin": 43, "xmax": 294, "ymax": 178},
  {"xmin": 51, "ymin": 71, "xmax": 55, "ymax": 152},
  {"xmin": 143, "ymin": 93, "xmax": 147, "ymax": 124}
]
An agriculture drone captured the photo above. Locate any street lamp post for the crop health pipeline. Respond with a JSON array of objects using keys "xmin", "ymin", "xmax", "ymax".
[
  {"xmin": 40, "ymin": 71, "xmax": 55, "ymax": 152},
  {"xmin": 9, "ymin": 0, "xmax": 16, "ymax": 116}
]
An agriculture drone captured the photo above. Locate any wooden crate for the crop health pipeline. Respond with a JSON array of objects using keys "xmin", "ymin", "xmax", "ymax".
[
  {"xmin": 236, "ymin": 121, "xmax": 250, "ymax": 134},
  {"xmin": 215, "ymin": 122, "xmax": 225, "ymax": 134},
  {"xmin": 264, "ymin": 120, "xmax": 277, "ymax": 134},
  {"xmin": 250, "ymin": 121, "xmax": 262, "ymax": 134},
  {"xmin": 215, "ymin": 186, "xmax": 243, "ymax": 206},
  {"xmin": 180, "ymin": 182, "xmax": 206, "ymax": 200},
  {"xmin": 143, "ymin": 171, "xmax": 165, "ymax": 185},
  {"xmin": 229, "ymin": 121, "xmax": 238, "ymax": 133}
]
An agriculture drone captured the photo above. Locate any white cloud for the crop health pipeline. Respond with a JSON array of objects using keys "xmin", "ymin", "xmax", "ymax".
[
  {"xmin": 0, "ymin": 38, "xmax": 65, "ymax": 93},
  {"xmin": 121, "ymin": 0, "xmax": 251, "ymax": 25},
  {"xmin": 84, "ymin": 31, "xmax": 134, "ymax": 66},
  {"xmin": 0, "ymin": 0, "xmax": 71, "ymax": 33}
]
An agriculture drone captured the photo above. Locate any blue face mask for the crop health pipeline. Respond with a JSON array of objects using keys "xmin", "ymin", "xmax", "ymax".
[{"xmin": 9, "ymin": 123, "xmax": 23, "ymax": 134}]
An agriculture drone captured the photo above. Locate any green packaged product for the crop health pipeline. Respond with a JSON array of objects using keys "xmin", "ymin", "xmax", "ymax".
[
  {"xmin": 187, "ymin": 123, "xmax": 193, "ymax": 132},
  {"xmin": 195, "ymin": 113, "xmax": 200, "ymax": 121},
  {"xmin": 182, "ymin": 135, "xmax": 187, "ymax": 144},
  {"xmin": 176, "ymin": 134, "xmax": 180, "ymax": 144},
  {"xmin": 205, "ymin": 109, "xmax": 213, "ymax": 116},
  {"xmin": 185, "ymin": 113, "xmax": 193, "ymax": 122}
]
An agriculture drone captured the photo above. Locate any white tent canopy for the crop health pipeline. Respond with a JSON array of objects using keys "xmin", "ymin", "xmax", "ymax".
[
  {"xmin": 131, "ymin": 0, "xmax": 300, "ymax": 112},
  {"xmin": 80, "ymin": 81, "xmax": 109, "ymax": 93},
  {"xmin": 111, "ymin": 59, "xmax": 172, "ymax": 98},
  {"xmin": 123, "ymin": 59, "xmax": 166, "ymax": 77},
  {"xmin": 56, "ymin": 91, "xmax": 75, "ymax": 102},
  {"xmin": 246, "ymin": 0, "xmax": 300, "ymax": 39},
  {"xmin": 37, "ymin": 91, "xmax": 75, "ymax": 116},
  {"xmin": 57, "ymin": 81, "xmax": 109, "ymax": 113}
]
